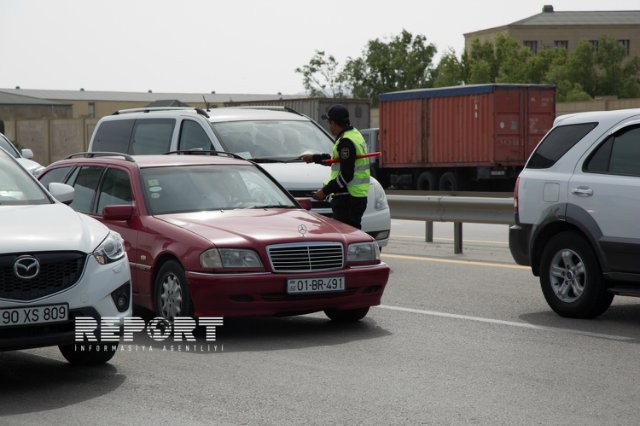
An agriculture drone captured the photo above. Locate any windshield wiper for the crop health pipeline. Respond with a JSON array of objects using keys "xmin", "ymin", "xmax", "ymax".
[
  {"xmin": 249, "ymin": 204, "xmax": 295, "ymax": 209},
  {"xmin": 250, "ymin": 157, "xmax": 303, "ymax": 163}
]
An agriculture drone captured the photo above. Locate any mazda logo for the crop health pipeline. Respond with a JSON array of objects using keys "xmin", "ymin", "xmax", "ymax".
[
  {"xmin": 298, "ymin": 224, "xmax": 308, "ymax": 236},
  {"xmin": 14, "ymin": 255, "xmax": 40, "ymax": 280}
]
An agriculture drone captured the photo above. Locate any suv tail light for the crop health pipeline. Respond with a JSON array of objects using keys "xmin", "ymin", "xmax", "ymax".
[{"xmin": 513, "ymin": 177, "xmax": 520, "ymax": 222}]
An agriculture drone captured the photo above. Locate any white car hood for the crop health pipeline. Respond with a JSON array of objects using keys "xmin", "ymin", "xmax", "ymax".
[
  {"xmin": 259, "ymin": 162, "xmax": 330, "ymax": 190},
  {"xmin": 0, "ymin": 203, "xmax": 109, "ymax": 253}
]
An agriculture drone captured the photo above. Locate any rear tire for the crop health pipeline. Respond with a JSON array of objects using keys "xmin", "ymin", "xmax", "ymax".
[
  {"xmin": 539, "ymin": 232, "xmax": 613, "ymax": 318},
  {"xmin": 438, "ymin": 172, "xmax": 458, "ymax": 191},
  {"xmin": 324, "ymin": 307, "xmax": 369, "ymax": 322},
  {"xmin": 59, "ymin": 343, "xmax": 118, "ymax": 365}
]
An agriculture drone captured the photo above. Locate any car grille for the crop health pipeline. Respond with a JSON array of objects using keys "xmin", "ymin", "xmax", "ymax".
[
  {"xmin": 267, "ymin": 243, "xmax": 343, "ymax": 273},
  {"xmin": 0, "ymin": 252, "xmax": 87, "ymax": 301},
  {"xmin": 288, "ymin": 190, "xmax": 332, "ymax": 212}
]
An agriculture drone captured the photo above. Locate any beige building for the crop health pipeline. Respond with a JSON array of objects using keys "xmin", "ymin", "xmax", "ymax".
[
  {"xmin": 0, "ymin": 88, "xmax": 298, "ymax": 119},
  {"xmin": 464, "ymin": 5, "xmax": 640, "ymax": 58}
]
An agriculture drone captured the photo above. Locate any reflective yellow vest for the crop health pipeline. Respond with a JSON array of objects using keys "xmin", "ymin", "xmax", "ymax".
[{"xmin": 330, "ymin": 128, "xmax": 370, "ymax": 197}]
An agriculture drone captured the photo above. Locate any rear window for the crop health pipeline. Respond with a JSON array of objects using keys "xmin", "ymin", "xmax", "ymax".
[
  {"xmin": 526, "ymin": 122, "xmax": 597, "ymax": 169},
  {"xmin": 92, "ymin": 120, "xmax": 134, "ymax": 153}
]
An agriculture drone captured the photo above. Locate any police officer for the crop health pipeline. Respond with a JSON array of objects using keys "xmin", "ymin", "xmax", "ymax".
[{"xmin": 300, "ymin": 104, "xmax": 370, "ymax": 229}]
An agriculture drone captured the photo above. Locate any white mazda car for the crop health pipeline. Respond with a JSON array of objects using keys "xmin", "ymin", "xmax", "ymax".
[{"xmin": 0, "ymin": 146, "xmax": 131, "ymax": 364}]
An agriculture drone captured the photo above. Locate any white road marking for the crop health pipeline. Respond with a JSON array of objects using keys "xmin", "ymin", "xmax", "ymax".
[
  {"xmin": 377, "ymin": 304, "xmax": 633, "ymax": 341},
  {"xmin": 381, "ymin": 253, "xmax": 530, "ymax": 270},
  {"xmin": 393, "ymin": 235, "xmax": 508, "ymax": 245}
]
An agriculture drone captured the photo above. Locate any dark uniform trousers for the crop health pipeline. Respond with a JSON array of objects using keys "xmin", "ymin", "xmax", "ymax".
[{"xmin": 331, "ymin": 194, "xmax": 368, "ymax": 230}]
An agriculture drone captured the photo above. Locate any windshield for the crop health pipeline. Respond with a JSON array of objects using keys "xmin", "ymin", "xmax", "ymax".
[
  {"xmin": 211, "ymin": 120, "xmax": 334, "ymax": 160},
  {"xmin": 0, "ymin": 151, "xmax": 49, "ymax": 205},
  {"xmin": 0, "ymin": 134, "xmax": 21, "ymax": 158},
  {"xmin": 140, "ymin": 164, "xmax": 297, "ymax": 215}
]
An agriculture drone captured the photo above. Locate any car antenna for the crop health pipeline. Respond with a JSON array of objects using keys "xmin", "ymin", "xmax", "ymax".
[{"xmin": 202, "ymin": 95, "xmax": 210, "ymax": 111}]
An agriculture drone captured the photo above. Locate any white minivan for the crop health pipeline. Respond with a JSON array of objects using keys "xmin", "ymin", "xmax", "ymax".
[{"xmin": 88, "ymin": 107, "xmax": 390, "ymax": 246}]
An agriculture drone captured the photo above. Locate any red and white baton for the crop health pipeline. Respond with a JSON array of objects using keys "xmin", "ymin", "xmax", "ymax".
[{"xmin": 322, "ymin": 152, "xmax": 381, "ymax": 164}]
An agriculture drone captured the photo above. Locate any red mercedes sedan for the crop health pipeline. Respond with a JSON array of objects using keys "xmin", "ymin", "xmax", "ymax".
[{"xmin": 39, "ymin": 153, "xmax": 389, "ymax": 322}]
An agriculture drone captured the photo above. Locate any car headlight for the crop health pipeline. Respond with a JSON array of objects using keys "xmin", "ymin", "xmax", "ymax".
[
  {"xmin": 200, "ymin": 248, "xmax": 263, "ymax": 269},
  {"xmin": 372, "ymin": 180, "xmax": 388, "ymax": 211},
  {"xmin": 347, "ymin": 242, "xmax": 380, "ymax": 264},
  {"xmin": 93, "ymin": 231, "xmax": 126, "ymax": 265}
]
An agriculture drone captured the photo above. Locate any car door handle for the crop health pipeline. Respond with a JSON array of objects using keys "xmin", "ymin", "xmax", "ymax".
[{"xmin": 571, "ymin": 186, "xmax": 593, "ymax": 196}]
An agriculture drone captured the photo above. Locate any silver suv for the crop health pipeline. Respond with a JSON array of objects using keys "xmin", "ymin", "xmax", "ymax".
[
  {"xmin": 510, "ymin": 108, "xmax": 640, "ymax": 318},
  {"xmin": 88, "ymin": 107, "xmax": 391, "ymax": 246}
]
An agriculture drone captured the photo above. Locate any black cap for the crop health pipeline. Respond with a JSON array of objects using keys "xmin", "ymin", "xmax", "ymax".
[{"xmin": 321, "ymin": 104, "xmax": 350, "ymax": 126}]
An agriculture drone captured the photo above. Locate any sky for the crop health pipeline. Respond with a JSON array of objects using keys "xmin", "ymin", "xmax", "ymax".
[{"xmin": 1, "ymin": 0, "xmax": 639, "ymax": 95}]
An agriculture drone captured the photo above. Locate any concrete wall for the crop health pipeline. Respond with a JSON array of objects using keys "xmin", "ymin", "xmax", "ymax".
[
  {"xmin": 556, "ymin": 97, "xmax": 640, "ymax": 114},
  {"xmin": 4, "ymin": 118, "xmax": 98, "ymax": 166}
]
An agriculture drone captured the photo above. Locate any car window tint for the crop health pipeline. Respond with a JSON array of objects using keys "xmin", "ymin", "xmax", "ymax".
[
  {"xmin": 97, "ymin": 168, "xmax": 133, "ymax": 214},
  {"xmin": 130, "ymin": 119, "xmax": 174, "ymax": 154},
  {"xmin": 179, "ymin": 120, "xmax": 211, "ymax": 151},
  {"xmin": 140, "ymin": 164, "xmax": 294, "ymax": 214},
  {"xmin": 212, "ymin": 120, "xmax": 334, "ymax": 159},
  {"xmin": 584, "ymin": 137, "xmax": 613, "ymax": 173},
  {"xmin": 609, "ymin": 126, "xmax": 640, "ymax": 176},
  {"xmin": 0, "ymin": 134, "xmax": 20, "ymax": 158},
  {"xmin": 0, "ymin": 154, "xmax": 49, "ymax": 205},
  {"xmin": 69, "ymin": 166, "xmax": 103, "ymax": 213},
  {"xmin": 527, "ymin": 123, "xmax": 597, "ymax": 169},
  {"xmin": 39, "ymin": 166, "xmax": 75, "ymax": 188},
  {"xmin": 92, "ymin": 120, "xmax": 134, "ymax": 153}
]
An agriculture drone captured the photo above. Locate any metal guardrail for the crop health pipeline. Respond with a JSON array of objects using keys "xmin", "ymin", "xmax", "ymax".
[{"xmin": 386, "ymin": 193, "xmax": 515, "ymax": 254}]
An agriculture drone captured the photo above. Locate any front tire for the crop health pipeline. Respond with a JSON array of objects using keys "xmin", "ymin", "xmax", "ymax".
[
  {"xmin": 59, "ymin": 343, "xmax": 118, "ymax": 365},
  {"xmin": 324, "ymin": 307, "xmax": 369, "ymax": 322},
  {"xmin": 539, "ymin": 232, "xmax": 613, "ymax": 318},
  {"xmin": 154, "ymin": 260, "xmax": 193, "ymax": 320},
  {"xmin": 416, "ymin": 171, "xmax": 437, "ymax": 191}
]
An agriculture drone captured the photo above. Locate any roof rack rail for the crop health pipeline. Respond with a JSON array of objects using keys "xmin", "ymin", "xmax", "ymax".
[
  {"xmin": 232, "ymin": 105, "xmax": 303, "ymax": 117},
  {"xmin": 65, "ymin": 152, "xmax": 135, "ymax": 162},
  {"xmin": 164, "ymin": 150, "xmax": 246, "ymax": 160},
  {"xmin": 112, "ymin": 107, "xmax": 210, "ymax": 118}
]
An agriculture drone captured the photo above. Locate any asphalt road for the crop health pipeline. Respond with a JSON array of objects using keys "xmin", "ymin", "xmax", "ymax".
[{"xmin": 2, "ymin": 220, "xmax": 640, "ymax": 425}]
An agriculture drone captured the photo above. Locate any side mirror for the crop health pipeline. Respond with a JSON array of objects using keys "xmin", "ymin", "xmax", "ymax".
[
  {"xmin": 21, "ymin": 148, "xmax": 34, "ymax": 159},
  {"xmin": 295, "ymin": 197, "xmax": 313, "ymax": 210},
  {"xmin": 103, "ymin": 204, "xmax": 134, "ymax": 221},
  {"xmin": 48, "ymin": 182, "xmax": 74, "ymax": 205}
]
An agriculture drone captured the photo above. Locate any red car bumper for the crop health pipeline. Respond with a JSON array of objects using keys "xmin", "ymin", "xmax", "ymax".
[{"xmin": 186, "ymin": 263, "xmax": 390, "ymax": 317}]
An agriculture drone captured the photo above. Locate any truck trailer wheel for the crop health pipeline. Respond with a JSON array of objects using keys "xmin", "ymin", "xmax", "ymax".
[
  {"xmin": 416, "ymin": 171, "xmax": 437, "ymax": 190},
  {"xmin": 438, "ymin": 172, "xmax": 458, "ymax": 191}
]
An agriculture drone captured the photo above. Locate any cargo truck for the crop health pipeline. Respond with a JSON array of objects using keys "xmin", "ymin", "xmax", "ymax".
[{"xmin": 373, "ymin": 84, "xmax": 556, "ymax": 190}]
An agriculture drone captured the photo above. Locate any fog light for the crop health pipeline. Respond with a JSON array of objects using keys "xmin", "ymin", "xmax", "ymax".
[{"xmin": 111, "ymin": 282, "xmax": 131, "ymax": 312}]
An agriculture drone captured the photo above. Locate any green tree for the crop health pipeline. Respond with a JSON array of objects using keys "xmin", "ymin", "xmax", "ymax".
[
  {"xmin": 594, "ymin": 36, "xmax": 640, "ymax": 97},
  {"xmin": 294, "ymin": 50, "xmax": 347, "ymax": 97},
  {"xmin": 432, "ymin": 48, "xmax": 466, "ymax": 87},
  {"xmin": 341, "ymin": 29, "xmax": 437, "ymax": 105}
]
